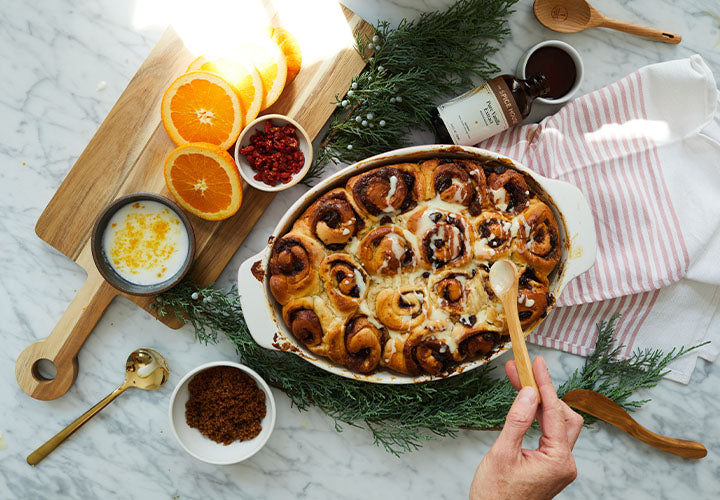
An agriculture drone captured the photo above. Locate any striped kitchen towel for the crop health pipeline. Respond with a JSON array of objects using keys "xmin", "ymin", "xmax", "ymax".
[{"xmin": 478, "ymin": 55, "xmax": 720, "ymax": 383}]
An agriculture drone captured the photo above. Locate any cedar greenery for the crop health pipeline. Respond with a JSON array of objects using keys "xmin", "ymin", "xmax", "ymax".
[
  {"xmin": 155, "ymin": 281, "xmax": 700, "ymax": 456},
  {"xmin": 303, "ymin": 0, "xmax": 520, "ymax": 184}
]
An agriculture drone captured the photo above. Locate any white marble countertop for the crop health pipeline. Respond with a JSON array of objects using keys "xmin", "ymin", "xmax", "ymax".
[{"xmin": 2, "ymin": 0, "xmax": 720, "ymax": 498}]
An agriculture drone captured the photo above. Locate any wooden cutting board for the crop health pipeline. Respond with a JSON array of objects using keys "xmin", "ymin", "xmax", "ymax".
[{"xmin": 16, "ymin": 1, "xmax": 371, "ymax": 400}]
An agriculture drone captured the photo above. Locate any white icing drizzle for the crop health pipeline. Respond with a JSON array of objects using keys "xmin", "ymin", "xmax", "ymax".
[
  {"xmin": 342, "ymin": 228, "xmax": 350, "ymax": 235},
  {"xmin": 354, "ymin": 268, "xmax": 367, "ymax": 297},
  {"xmin": 490, "ymin": 187, "xmax": 508, "ymax": 211},
  {"xmin": 451, "ymin": 187, "xmax": 466, "ymax": 204},
  {"xmin": 388, "ymin": 232, "xmax": 406, "ymax": 261},
  {"xmin": 382, "ymin": 175, "xmax": 398, "ymax": 212},
  {"xmin": 525, "ymin": 297, "xmax": 535, "ymax": 307},
  {"xmin": 523, "ymin": 220, "xmax": 532, "ymax": 238}
]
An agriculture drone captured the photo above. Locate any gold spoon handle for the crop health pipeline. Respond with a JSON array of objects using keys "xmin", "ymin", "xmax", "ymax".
[
  {"xmin": 599, "ymin": 17, "xmax": 682, "ymax": 44},
  {"xmin": 27, "ymin": 384, "xmax": 128, "ymax": 466}
]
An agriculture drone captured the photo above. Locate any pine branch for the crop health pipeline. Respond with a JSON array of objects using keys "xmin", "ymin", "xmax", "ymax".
[
  {"xmin": 155, "ymin": 281, "xmax": 704, "ymax": 455},
  {"xmin": 303, "ymin": 0, "xmax": 519, "ymax": 184}
]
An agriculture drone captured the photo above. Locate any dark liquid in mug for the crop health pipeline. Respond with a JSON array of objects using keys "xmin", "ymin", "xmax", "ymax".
[{"xmin": 525, "ymin": 46, "xmax": 576, "ymax": 100}]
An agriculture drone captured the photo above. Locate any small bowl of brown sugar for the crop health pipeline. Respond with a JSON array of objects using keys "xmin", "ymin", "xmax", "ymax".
[{"xmin": 168, "ymin": 361, "xmax": 276, "ymax": 464}]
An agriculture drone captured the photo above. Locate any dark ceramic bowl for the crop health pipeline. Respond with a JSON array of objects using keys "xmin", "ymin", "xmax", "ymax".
[{"xmin": 91, "ymin": 193, "xmax": 195, "ymax": 296}]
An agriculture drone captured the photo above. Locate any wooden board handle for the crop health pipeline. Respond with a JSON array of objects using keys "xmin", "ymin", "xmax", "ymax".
[
  {"xmin": 15, "ymin": 268, "xmax": 116, "ymax": 400},
  {"xmin": 600, "ymin": 18, "xmax": 681, "ymax": 44}
]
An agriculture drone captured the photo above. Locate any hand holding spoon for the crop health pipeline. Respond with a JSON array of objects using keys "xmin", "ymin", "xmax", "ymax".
[
  {"xmin": 533, "ymin": 0, "xmax": 681, "ymax": 44},
  {"xmin": 489, "ymin": 260, "xmax": 540, "ymax": 403},
  {"xmin": 27, "ymin": 348, "xmax": 169, "ymax": 466}
]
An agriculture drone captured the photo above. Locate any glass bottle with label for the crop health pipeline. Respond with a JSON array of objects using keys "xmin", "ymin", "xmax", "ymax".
[{"xmin": 430, "ymin": 74, "xmax": 549, "ymax": 145}]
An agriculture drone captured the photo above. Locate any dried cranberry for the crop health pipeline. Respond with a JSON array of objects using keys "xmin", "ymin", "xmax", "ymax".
[{"xmin": 240, "ymin": 120, "xmax": 305, "ymax": 186}]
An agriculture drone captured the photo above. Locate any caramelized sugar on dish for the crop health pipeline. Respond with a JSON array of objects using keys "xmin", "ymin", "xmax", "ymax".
[
  {"xmin": 267, "ymin": 158, "xmax": 561, "ymax": 377},
  {"xmin": 102, "ymin": 201, "xmax": 190, "ymax": 285}
]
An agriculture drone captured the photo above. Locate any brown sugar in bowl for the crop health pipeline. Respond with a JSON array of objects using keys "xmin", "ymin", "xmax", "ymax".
[{"xmin": 168, "ymin": 361, "xmax": 276, "ymax": 464}]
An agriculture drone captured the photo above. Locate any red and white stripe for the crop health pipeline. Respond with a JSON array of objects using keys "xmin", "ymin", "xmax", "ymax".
[{"xmin": 478, "ymin": 71, "xmax": 689, "ymax": 356}]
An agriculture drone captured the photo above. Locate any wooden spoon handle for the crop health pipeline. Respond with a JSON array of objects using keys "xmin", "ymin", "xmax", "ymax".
[
  {"xmin": 503, "ymin": 294, "xmax": 540, "ymax": 402},
  {"xmin": 563, "ymin": 389, "xmax": 707, "ymax": 459},
  {"xmin": 15, "ymin": 249, "xmax": 116, "ymax": 400},
  {"xmin": 600, "ymin": 17, "xmax": 681, "ymax": 44}
]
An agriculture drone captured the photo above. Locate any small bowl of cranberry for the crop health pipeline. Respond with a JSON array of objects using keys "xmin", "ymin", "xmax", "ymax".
[{"xmin": 235, "ymin": 114, "xmax": 313, "ymax": 192}]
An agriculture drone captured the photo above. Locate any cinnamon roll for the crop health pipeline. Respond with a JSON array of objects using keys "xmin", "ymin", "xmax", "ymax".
[
  {"xmin": 473, "ymin": 212, "xmax": 512, "ymax": 260},
  {"xmin": 422, "ymin": 158, "xmax": 487, "ymax": 215},
  {"xmin": 431, "ymin": 270, "xmax": 476, "ymax": 314},
  {"xmin": 513, "ymin": 201, "xmax": 561, "ymax": 275},
  {"xmin": 389, "ymin": 330, "xmax": 453, "ymax": 376},
  {"xmin": 487, "ymin": 170, "xmax": 530, "ymax": 215},
  {"xmin": 328, "ymin": 316, "xmax": 386, "ymax": 373},
  {"xmin": 346, "ymin": 164, "xmax": 424, "ymax": 218},
  {"xmin": 295, "ymin": 188, "xmax": 364, "ymax": 250},
  {"xmin": 517, "ymin": 266, "xmax": 550, "ymax": 328},
  {"xmin": 268, "ymin": 233, "xmax": 323, "ymax": 304},
  {"xmin": 358, "ymin": 226, "xmax": 416, "ymax": 275},
  {"xmin": 319, "ymin": 254, "xmax": 368, "ymax": 314},
  {"xmin": 376, "ymin": 287, "xmax": 427, "ymax": 331},
  {"xmin": 282, "ymin": 297, "xmax": 330, "ymax": 350},
  {"xmin": 452, "ymin": 325, "xmax": 501, "ymax": 359},
  {"xmin": 407, "ymin": 208, "xmax": 473, "ymax": 269}
]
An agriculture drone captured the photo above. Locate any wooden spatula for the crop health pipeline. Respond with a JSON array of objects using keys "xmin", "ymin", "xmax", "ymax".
[{"xmin": 562, "ymin": 389, "xmax": 707, "ymax": 459}]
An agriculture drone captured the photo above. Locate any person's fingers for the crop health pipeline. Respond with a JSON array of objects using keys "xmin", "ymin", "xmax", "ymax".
[
  {"xmin": 493, "ymin": 386, "xmax": 539, "ymax": 454},
  {"xmin": 533, "ymin": 357, "xmax": 569, "ymax": 448},
  {"xmin": 505, "ymin": 360, "xmax": 521, "ymax": 390},
  {"xmin": 561, "ymin": 402, "xmax": 584, "ymax": 448}
]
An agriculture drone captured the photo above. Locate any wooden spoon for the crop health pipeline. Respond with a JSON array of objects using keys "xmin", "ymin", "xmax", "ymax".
[
  {"xmin": 489, "ymin": 260, "xmax": 540, "ymax": 403},
  {"xmin": 563, "ymin": 389, "xmax": 707, "ymax": 459},
  {"xmin": 533, "ymin": 0, "xmax": 681, "ymax": 44}
]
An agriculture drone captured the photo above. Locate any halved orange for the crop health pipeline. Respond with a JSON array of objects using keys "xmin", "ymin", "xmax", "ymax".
[
  {"xmin": 187, "ymin": 56, "xmax": 263, "ymax": 127},
  {"xmin": 161, "ymin": 71, "xmax": 243, "ymax": 150},
  {"xmin": 269, "ymin": 27, "xmax": 302, "ymax": 85},
  {"xmin": 164, "ymin": 143, "xmax": 243, "ymax": 221},
  {"xmin": 237, "ymin": 39, "xmax": 287, "ymax": 110}
]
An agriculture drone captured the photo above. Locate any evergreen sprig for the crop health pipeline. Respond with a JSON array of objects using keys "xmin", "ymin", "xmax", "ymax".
[
  {"xmin": 155, "ymin": 282, "xmax": 701, "ymax": 456},
  {"xmin": 304, "ymin": 0, "xmax": 519, "ymax": 183}
]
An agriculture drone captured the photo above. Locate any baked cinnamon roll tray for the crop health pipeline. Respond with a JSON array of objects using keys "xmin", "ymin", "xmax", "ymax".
[{"xmin": 238, "ymin": 145, "xmax": 597, "ymax": 383}]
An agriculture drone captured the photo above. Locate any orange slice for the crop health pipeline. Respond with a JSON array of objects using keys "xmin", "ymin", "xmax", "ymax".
[
  {"xmin": 269, "ymin": 27, "xmax": 302, "ymax": 85},
  {"xmin": 187, "ymin": 56, "xmax": 263, "ymax": 126},
  {"xmin": 164, "ymin": 143, "xmax": 243, "ymax": 221},
  {"xmin": 238, "ymin": 39, "xmax": 287, "ymax": 111},
  {"xmin": 161, "ymin": 71, "xmax": 243, "ymax": 150}
]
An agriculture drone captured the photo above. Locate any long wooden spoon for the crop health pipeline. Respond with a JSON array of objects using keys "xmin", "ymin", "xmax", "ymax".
[
  {"xmin": 533, "ymin": 0, "xmax": 681, "ymax": 44},
  {"xmin": 489, "ymin": 260, "xmax": 540, "ymax": 402},
  {"xmin": 563, "ymin": 389, "xmax": 707, "ymax": 459}
]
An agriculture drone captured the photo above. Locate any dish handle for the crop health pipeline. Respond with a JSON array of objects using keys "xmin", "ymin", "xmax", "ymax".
[
  {"xmin": 237, "ymin": 247, "xmax": 281, "ymax": 351},
  {"xmin": 541, "ymin": 178, "xmax": 598, "ymax": 285}
]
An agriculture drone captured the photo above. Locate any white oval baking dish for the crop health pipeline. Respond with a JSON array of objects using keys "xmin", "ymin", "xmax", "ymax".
[{"xmin": 238, "ymin": 144, "xmax": 596, "ymax": 384}]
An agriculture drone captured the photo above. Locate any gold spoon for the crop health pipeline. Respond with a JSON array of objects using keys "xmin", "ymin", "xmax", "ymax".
[
  {"xmin": 27, "ymin": 348, "xmax": 169, "ymax": 466},
  {"xmin": 489, "ymin": 260, "xmax": 541, "ymax": 402},
  {"xmin": 533, "ymin": 0, "xmax": 682, "ymax": 44}
]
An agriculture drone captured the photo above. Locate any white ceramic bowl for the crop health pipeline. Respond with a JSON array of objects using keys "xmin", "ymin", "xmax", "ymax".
[
  {"xmin": 517, "ymin": 40, "xmax": 584, "ymax": 105},
  {"xmin": 168, "ymin": 361, "xmax": 276, "ymax": 465},
  {"xmin": 237, "ymin": 144, "xmax": 597, "ymax": 384},
  {"xmin": 234, "ymin": 114, "xmax": 313, "ymax": 192}
]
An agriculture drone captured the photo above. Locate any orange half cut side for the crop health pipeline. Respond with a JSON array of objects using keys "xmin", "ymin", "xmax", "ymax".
[
  {"xmin": 161, "ymin": 71, "xmax": 243, "ymax": 150},
  {"xmin": 164, "ymin": 142, "xmax": 243, "ymax": 221}
]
